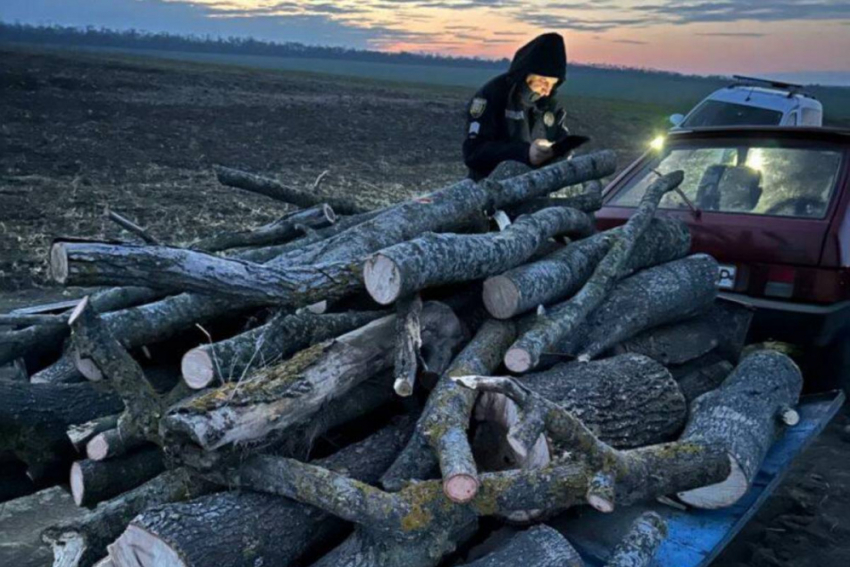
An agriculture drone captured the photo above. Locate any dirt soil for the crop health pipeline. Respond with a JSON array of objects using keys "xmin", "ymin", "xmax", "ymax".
[{"xmin": 1, "ymin": 45, "xmax": 849, "ymax": 566}]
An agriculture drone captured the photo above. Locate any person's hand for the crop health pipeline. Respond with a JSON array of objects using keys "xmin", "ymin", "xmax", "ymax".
[{"xmin": 529, "ymin": 139, "xmax": 554, "ymax": 166}]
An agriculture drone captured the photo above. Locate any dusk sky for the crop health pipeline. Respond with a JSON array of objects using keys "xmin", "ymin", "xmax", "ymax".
[{"xmin": 3, "ymin": 0, "xmax": 850, "ymax": 81}]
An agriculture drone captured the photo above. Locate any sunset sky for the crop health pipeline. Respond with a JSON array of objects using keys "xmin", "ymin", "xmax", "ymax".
[{"xmin": 3, "ymin": 0, "xmax": 850, "ymax": 81}]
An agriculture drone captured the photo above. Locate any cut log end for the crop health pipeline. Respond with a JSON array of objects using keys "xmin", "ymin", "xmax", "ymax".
[
  {"xmin": 482, "ymin": 276, "xmax": 521, "ymax": 320},
  {"xmin": 86, "ymin": 433, "xmax": 110, "ymax": 461},
  {"xmin": 68, "ymin": 296, "xmax": 90, "ymax": 326},
  {"xmin": 322, "ymin": 203, "xmax": 338, "ymax": 224},
  {"xmin": 587, "ymin": 494, "xmax": 615, "ymax": 514},
  {"xmin": 393, "ymin": 377, "xmax": 414, "ymax": 397},
  {"xmin": 181, "ymin": 348, "xmax": 216, "ymax": 390},
  {"xmin": 46, "ymin": 531, "xmax": 86, "ymax": 567},
  {"xmin": 110, "ymin": 524, "xmax": 187, "ymax": 567},
  {"xmin": 443, "ymin": 474, "xmax": 480, "ymax": 503},
  {"xmin": 50, "ymin": 242, "xmax": 70, "ymax": 284},
  {"xmin": 504, "ymin": 348, "xmax": 533, "ymax": 374},
  {"xmin": 363, "ymin": 254, "xmax": 402, "ymax": 305},
  {"xmin": 73, "ymin": 350, "xmax": 104, "ymax": 382},
  {"xmin": 677, "ymin": 455, "xmax": 748, "ymax": 509},
  {"xmin": 70, "ymin": 461, "xmax": 85, "ymax": 506},
  {"xmin": 778, "ymin": 405, "xmax": 800, "ymax": 427}
]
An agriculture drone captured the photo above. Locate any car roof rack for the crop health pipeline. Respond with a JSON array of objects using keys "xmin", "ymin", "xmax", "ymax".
[{"xmin": 729, "ymin": 75, "xmax": 811, "ymax": 97}]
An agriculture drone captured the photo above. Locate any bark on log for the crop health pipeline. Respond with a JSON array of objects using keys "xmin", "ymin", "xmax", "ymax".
[
  {"xmin": 677, "ymin": 350, "xmax": 803, "ymax": 509},
  {"xmin": 460, "ymin": 525, "xmax": 584, "ymax": 567},
  {"xmin": 472, "ymin": 354, "xmax": 688, "ymax": 465},
  {"xmin": 163, "ymin": 303, "xmax": 462, "ymax": 451},
  {"xmin": 504, "ymin": 171, "xmax": 685, "ymax": 372},
  {"xmin": 42, "ymin": 153, "xmax": 613, "ymax": 383},
  {"xmin": 510, "ymin": 254, "xmax": 718, "ymax": 372},
  {"xmin": 673, "ymin": 356, "xmax": 735, "ymax": 403},
  {"xmin": 70, "ymin": 447, "xmax": 165, "ymax": 508},
  {"xmin": 380, "ymin": 319, "xmax": 517, "ymax": 495},
  {"xmin": 190, "ymin": 204, "xmax": 336, "ymax": 252},
  {"xmin": 605, "ymin": 512, "xmax": 667, "ymax": 567},
  {"xmin": 393, "ymin": 294, "xmax": 423, "ymax": 397},
  {"xmin": 43, "ymin": 468, "xmax": 212, "ymax": 567},
  {"xmin": 364, "ymin": 207, "xmax": 594, "ymax": 305},
  {"xmin": 0, "ymin": 381, "xmax": 123, "ymax": 475},
  {"xmin": 213, "ymin": 165, "xmax": 368, "ymax": 215},
  {"xmin": 86, "ymin": 429, "xmax": 146, "ymax": 462},
  {"xmin": 106, "ymin": 419, "xmax": 412, "ymax": 567},
  {"xmin": 181, "ymin": 309, "xmax": 386, "ymax": 389},
  {"xmin": 505, "ymin": 182, "xmax": 604, "ymax": 218},
  {"xmin": 617, "ymin": 299, "xmax": 753, "ymax": 365},
  {"xmin": 483, "ymin": 218, "xmax": 689, "ymax": 319}
]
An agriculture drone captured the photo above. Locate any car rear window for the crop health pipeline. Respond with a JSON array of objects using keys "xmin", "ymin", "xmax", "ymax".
[
  {"xmin": 682, "ymin": 101, "xmax": 783, "ymax": 127},
  {"xmin": 608, "ymin": 142, "xmax": 844, "ymax": 219}
]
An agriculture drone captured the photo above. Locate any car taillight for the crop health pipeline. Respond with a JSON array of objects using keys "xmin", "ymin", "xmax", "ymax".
[{"xmin": 765, "ymin": 266, "xmax": 795, "ymax": 299}]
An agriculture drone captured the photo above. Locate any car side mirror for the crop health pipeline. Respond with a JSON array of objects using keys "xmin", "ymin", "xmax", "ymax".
[{"xmin": 669, "ymin": 113, "xmax": 685, "ymax": 127}]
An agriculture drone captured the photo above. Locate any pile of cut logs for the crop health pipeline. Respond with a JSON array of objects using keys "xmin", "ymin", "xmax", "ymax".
[{"xmin": 0, "ymin": 152, "xmax": 804, "ymax": 567}]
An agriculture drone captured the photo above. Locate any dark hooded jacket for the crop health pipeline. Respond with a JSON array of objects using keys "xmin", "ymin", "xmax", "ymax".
[{"xmin": 463, "ymin": 33, "xmax": 569, "ymax": 180}]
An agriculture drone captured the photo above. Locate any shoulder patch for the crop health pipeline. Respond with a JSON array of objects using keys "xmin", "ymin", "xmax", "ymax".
[
  {"xmin": 470, "ymin": 97, "xmax": 487, "ymax": 119},
  {"xmin": 469, "ymin": 121, "xmax": 481, "ymax": 135}
]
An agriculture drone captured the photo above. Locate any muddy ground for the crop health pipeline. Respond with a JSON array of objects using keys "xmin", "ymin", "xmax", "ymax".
[{"xmin": 1, "ymin": 45, "xmax": 849, "ymax": 566}]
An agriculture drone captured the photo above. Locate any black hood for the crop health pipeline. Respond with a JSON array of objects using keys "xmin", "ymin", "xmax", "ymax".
[{"xmin": 508, "ymin": 33, "xmax": 567, "ymax": 86}]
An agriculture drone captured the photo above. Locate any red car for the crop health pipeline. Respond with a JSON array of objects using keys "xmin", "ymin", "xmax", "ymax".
[{"xmin": 596, "ymin": 127, "xmax": 850, "ymax": 392}]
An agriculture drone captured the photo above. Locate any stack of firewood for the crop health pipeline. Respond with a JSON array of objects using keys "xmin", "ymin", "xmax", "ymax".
[{"xmin": 0, "ymin": 151, "xmax": 804, "ymax": 567}]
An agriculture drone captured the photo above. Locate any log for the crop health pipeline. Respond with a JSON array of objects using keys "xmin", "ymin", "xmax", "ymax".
[
  {"xmin": 2, "ymin": 286, "xmax": 159, "ymax": 370},
  {"xmin": 181, "ymin": 309, "xmax": 386, "ymax": 390},
  {"xmin": 70, "ymin": 447, "xmax": 165, "ymax": 508},
  {"xmin": 43, "ymin": 468, "xmax": 212, "ymax": 567},
  {"xmin": 483, "ymin": 218, "xmax": 690, "ymax": 319},
  {"xmin": 191, "ymin": 204, "xmax": 336, "ymax": 252},
  {"xmin": 0, "ymin": 357, "xmax": 27, "ymax": 381},
  {"xmin": 380, "ymin": 319, "xmax": 517, "ymax": 495},
  {"xmin": 0, "ymin": 381, "xmax": 124, "ymax": 475},
  {"xmin": 213, "ymin": 164, "xmax": 368, "ymax": 215},
  {"xmin": 677, "ymin": 349, "xmax": 803, "ymax": 509},
  {"xmin": 86, "ymin": 428, "xmax": 146, "ymax": 462},
  {"xmin": 107, "ymin": 419, "xmax": 413, "ymax": 567},
  {"xmin": 472, "ymin": 354, "xmax": 688, "ymax": 464},
  {"xmin": 364, "ymin": 207, "xmax": 594, "ymax": 305},
  {"xmin": 673, "ymin": 355, "xmax": 734, "ymax": 403},
  {"xmin": 460, "ymin": 525, "xmax": 584, "ymax": 567},
  {"xmin": 163, "ymin": 302, "xmax": 463, "ymax": 451},
  {"xmin": 43, "ymin": 153, "xmax": 614, "ymax": 382},
  {"xmin": 617, "ymin": 299, "xmax": 753, "ymax": 365},
  {"xmin": 0, "ymin": 313, "xmax": 68, "ymax": 327},
  {"xmin": 505, "ymin": 182, "xmax": 604, "ymax": 218},
  {"xmin": 509, "ymin": 254, "xmax": 718, "ymax": 372},
  {"xmin": 68, "ymin": 415, "xmax": 121, "ymax": 454},
  {"xmin": 393, "ymin": 294, "xmax": 423, "ymax": 397},
  {"xmin": 105, "ymin": 209, "xmax": 159, "ymax": 245},
  {"xmin": 605, "ymin": 512, "xmax": 667, "ymax": 567},
  {"xmin": 504, "ymin": 170, "xmax": 685, "ymax": 373}
]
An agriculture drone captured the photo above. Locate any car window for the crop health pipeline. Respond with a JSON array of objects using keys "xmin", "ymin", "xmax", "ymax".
[
  {"xmin": 682, "ymin": 101, "xmax": 783, "ymax": 128},
  {"xmin": 801, "ymin": 108, "xmax": 822, "ymax": 126},
  {"xmin": 609, "ymin": 143, "xmax": 843, "ymax": 219}
]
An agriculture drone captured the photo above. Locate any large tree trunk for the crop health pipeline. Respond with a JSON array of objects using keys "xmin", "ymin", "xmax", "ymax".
[
  {"xmin": 617, "ymin": 299, "xmax": 753, "ymax": 365},
  {"xmin": 482, "ymin": 218, "xmax": 690, "ymax": 319},
  {"xmin": 181, "ymin": 309, "xmax": 386, "ymax": 390},
  {"xmin": 105, "ymin": 419, "xmax": 412, "ymax": 567},
  {"xmin": 163, "ymin": 302, "xmax": 463, "ymax": 451},
  {"xmin": 677, "ymin": 350, "xmax": 803, "ymax": 509},
  {"xmin": 508, "ymin": 254, "xmax": 718, "ymax": 372},
  {"xmin": 213, "ymin": 165, "xmax": 368, "ymax": 215},
  {"xmin": 504, "ymin": 170, "xmax": 684, "ymax": 373},
  {"xmin": 474, "ymin": 354, "xmax": 688, "ymax": 467},
  {"xmin": 672, "ymin": 354, "xmax": 735, "ymax": 403},
  {"xmin": 43, "ymin": 468, "xmax": 213, "ymax": 567},
  {"xmin": 364, "ymin": 207, "xmax": 594, "ymax": 305}
]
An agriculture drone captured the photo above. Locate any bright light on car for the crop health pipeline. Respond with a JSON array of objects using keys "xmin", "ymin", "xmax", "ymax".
[
  {"xmin": 650, "ymin": 135, "xmax": 665, "ymax": 151},
  {"xmin": 746, "ymin": 149, "xmax": 765, "ymax": 172}
]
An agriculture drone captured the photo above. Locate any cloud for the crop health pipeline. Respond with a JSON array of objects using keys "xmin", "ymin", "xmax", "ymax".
[
  {"xmin": 631, "ymin": 1, "xmax": 850, "ymax": 25},
  {"xmin": 696, "ymin": 32, "xmax": 766, "ymax": 37},
  {"xmin": 613, "ymin": 38, "xmax": 648, "ymax": 44}
]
